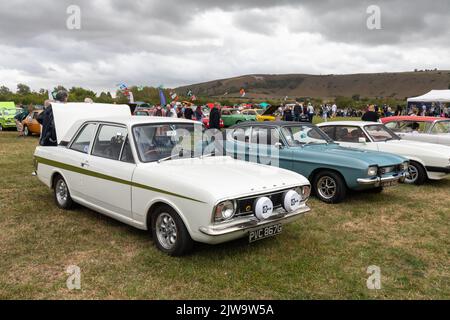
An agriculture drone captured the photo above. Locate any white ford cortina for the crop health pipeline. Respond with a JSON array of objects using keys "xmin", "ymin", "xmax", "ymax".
[
  {"xmin": 318, "ymin": 121, "xmax": 450, "ymax": 185},
  {"xmin": 34, "ymin": 103, "xmax": 311, "ymax": 256}
]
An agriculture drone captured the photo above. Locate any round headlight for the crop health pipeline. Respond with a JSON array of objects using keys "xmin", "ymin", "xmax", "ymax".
[
  {"xmin": 254, "ymin": 197, "xmax": 274, "ymax": 220},
  {"xmin": 215, "ymin": 200, "xmax": 236, "ymax": 221},
  {"xmin": 301, "ymin": 185, "xmax": 311, "ymax": 200},
  {"xmin": 283, "ymin": 190, "xmax": 302, "ymax": 212},
  {"xmin": 368, "ymin": 166, "xmax": 378, "ymax": 176}
]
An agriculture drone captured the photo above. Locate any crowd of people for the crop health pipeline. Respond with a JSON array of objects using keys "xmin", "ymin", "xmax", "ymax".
[
  {"xmin": 11, "ymin": 92, "xmax": 450, "ymax": 147},
  {"xmin": 407, "ymin": 103, "xmax": 450, "ymax": 117}
]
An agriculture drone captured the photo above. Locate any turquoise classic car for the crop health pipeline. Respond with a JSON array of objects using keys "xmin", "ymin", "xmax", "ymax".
[
  {"xmin": 221, "ymin": 108, "xmax": 257, "ymax": 127},
  {"xmin": 225, "ymin": 121, "xmax": 409, "ymax": 203},
  {"xmin": 0, "ymin": 107, "xmax": 17, "ymax": 131}
]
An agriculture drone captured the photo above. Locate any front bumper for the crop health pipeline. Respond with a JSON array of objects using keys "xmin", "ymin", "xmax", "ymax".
[
  {"xmin": 357, "ymin": 172, "xmax": 407, "ymax": 186},
  {"xmin": 198, "ymin": 204, "xmax": 310, "ymax": 244}
]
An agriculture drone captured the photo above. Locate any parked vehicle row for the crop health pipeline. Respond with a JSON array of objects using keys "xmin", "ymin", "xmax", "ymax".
[
  {"xmin": 318, "ymin": 121, "xmax": 450, "ymax": 185},
  {"xmin": 32, "ymin": 103, "xmax": 449, "ymax": 256}
]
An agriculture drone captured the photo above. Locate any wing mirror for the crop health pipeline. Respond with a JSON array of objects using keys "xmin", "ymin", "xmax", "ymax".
[
  {"xmin": 274, "ymin": 142, "xmax": 283, "ymax": 149},
  {"xmin": 358, "ymin": 137, "xmax": 367, "ymax": 144}
]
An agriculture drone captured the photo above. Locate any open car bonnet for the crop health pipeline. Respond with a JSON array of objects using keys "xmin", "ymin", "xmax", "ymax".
[
  {"xmin": 261, "ymin": 105, "xmax": 279, "ymax": 116},
  {"xmin": 52, "ymin": 103, "xmax": 131, "ymax": 144}
]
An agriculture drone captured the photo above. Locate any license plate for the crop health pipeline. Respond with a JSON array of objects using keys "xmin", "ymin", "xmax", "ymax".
[
  {"xmin": 381, "ymin": 180, "xmax": 398, "ymax": 187},
  {"xmin": 249, "ymin": 223, "xmax": 282, "ymax": 243}
]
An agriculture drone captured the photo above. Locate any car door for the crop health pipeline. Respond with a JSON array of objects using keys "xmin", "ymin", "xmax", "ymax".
[
  {"xmin": 250, "ymin": 126, "xmax": 291, "ymax": 169},
  {"xmin": 227, "ymin": 126, "xmax": 252, "ymax": 162},
  {"xmin": 66, "ymin": 122, "xmax": 98, "ymax": 198},
  {"xmin": 83, "ymin": 123, "xmax": 136, "ymax": 218}
]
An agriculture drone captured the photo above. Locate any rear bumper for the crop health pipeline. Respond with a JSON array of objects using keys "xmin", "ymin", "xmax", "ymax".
[
  {"xmin": 357, "ymin": 172, "xmax": 407, "ymax": 186},
  {"xmin": 198, "ymin": 204, "xmax": 310, "ymax": 244}
]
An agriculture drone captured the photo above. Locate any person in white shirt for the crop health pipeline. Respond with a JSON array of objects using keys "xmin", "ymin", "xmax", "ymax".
[
  {"xmin": 307, "ymin": 103, "xmax": 315, "ymax": 123},
  {"xmin": 331, "ymin": 104, "xmax": 337, "ymax": 118}
]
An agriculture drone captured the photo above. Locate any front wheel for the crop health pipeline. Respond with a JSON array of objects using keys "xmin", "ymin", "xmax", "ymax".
[
  {"xmin": 53, "ymin": 175, "xmax": 74, "ymax": 209},
  {"xmin": 151, "ymin": 205, "xmax": 193, "ymax": 256},
  {"xmin": 313, "ymin": 170, "xmax": 347, "ymax": 204},
  {"xmin": 404, "ymin": 161, "xmax": 427, "ymax": 185}
]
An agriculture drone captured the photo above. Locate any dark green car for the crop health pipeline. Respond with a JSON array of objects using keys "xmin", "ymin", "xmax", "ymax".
[{"xmin": 221, "ymin": 108, "xmax": 256, "ymax": 127}]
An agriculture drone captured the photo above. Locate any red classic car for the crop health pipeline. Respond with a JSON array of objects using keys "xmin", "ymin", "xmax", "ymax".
[{"xmin": 202, "ymin": 117, "xmax": 224, "ymax": 129}]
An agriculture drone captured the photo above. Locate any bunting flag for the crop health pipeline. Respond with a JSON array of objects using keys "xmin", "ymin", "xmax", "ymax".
[
  {"xmin": 190, "ymin": 95, "xmax": 197, "ymax": 101},
  {"xmin": 240, "ymin": 88, "xmax": 246, "ymax": 97},
  {"xmin": 170, "ymin": 91, "xmax": 178, "ymax": 102},
  {"xmin": 117, "ymin": 83, "xmax": 128, "ymax": 91},
  {"xmin": 186, "ymin": 89, "xmax": 193, "ymax": 97},
  {"xmin": 158, "ymin": 87, "xmax": 166, "ymax": 106}
]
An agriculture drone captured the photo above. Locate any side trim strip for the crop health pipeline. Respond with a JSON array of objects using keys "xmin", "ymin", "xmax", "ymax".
[
  {"xmin": 35, "ymin": 156, "xmax": 206, "ymax": 203},
  {"xmin": 425, "ymin": 166, "xmax": 450, "ymax": 174}
]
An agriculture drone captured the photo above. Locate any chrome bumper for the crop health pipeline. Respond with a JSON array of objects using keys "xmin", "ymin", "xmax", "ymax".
[
  {"xmin": 199, "ymin": 205, "xmax": 310, "ymax": 237},
  {"xmin": 357, "ymin": 172, "xmax": 407, "ymax": 186}
]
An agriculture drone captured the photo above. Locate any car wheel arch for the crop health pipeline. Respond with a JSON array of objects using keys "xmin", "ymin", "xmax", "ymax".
[
  {"xmin": 50, "ymin": 170, "xmax": 70, "ymax": 189},
  {"xmin": 145, "ymin": 200, "xmax": 191, "ymax": 234},
  {"xmin": 309, "ymin": 168, "xmax": 349, "ymax": 188}
]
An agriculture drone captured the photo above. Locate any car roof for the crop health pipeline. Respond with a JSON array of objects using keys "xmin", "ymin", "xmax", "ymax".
[
  {"xmin": 76, "ymin": 115, "xmax": 198, "ymax": 126},
  {"xmin": 317, "ymin": 121, "xmax": 380, "ymax": 127},
  {"xmin": 380, "ymin": 116, "xmax": 445, "ymax": 123}
]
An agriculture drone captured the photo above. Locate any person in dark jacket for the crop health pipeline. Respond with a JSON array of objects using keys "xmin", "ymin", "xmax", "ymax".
[
  {"xmin": 38, "ymin": 90, "xmax": 68, "ymax": 146},
  {"xmin": 293, "ymin": 104, "xmax": 301, "ymax": 121},
  {"xmin": 209, "ymin": 104, "xmax": 221, "ymax": 129},
  {"xmin": 361, "ymin": 105, "xmax": 380, "ymax": 122},
  {"xmin": 184, "ymin": 105, "xmax": 194, "ymax": 120},
  {"xmin": 283, "ymin": 107, "xmax": 293, "ymax": 121}
]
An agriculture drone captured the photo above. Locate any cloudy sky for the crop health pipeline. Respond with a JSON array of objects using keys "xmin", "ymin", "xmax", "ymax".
[{"xmin": 0, "ymin": 0, "xmax": 449, "ymax": 94}]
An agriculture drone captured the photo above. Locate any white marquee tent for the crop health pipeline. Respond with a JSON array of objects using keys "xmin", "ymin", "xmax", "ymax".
[{"xmin": 407, "ymin": 90, "xmax": 450, "ymax": 103}]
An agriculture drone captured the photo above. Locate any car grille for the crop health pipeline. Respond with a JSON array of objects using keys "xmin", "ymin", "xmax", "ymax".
[{"xmin": 235, "ymin": 189, "xmax": 287, "ymax": 217}]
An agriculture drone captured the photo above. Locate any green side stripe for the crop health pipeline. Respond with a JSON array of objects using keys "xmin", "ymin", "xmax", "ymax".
[{"xmin": 35, "ymin": 156, "xmax": 206, "ymax": 204}]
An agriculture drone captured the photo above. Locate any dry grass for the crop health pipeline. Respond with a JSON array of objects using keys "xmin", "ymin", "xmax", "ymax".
[{"xmin": 0, "ymin": 131, "xmax": 449, "ymax": 299}]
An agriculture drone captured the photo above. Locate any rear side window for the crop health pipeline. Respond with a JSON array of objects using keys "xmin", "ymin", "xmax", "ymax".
[
  {"xmin": 92, "ymin": 125, "xmax": 128, "ymax": 160},
  {"xmin": 70, "ymin": 123, "xmax": 97, "ymax": 154},
  {"xmin": 334, "ymin": 126, "xmax": 369, "ymax": 143},
  {"xmin": 320, "ymin": 126, "xmax": 335, "ymax": 139}
]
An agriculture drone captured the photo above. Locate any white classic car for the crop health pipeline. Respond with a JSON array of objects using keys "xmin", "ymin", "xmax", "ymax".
[
  {"xmin": 318, "ymin": 121, "xmax": 450, "ymax": 185},
  {"xmin": 34, "ymin": 103, "xmax": 311, "ymax": 256},
  {"xmin": 381, "ymin": 116, "xmax": 450, "ymax": 146}
]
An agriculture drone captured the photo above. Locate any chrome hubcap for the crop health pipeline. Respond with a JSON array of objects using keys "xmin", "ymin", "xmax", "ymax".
[
  {"xmin": 56, "ymin": 179, "xmax": 68, "ymax": 204},
  {"xmin": 405, "ymin": 165, "xmax": 418, "ymax": 184},
  {"xmin": 156, "ymin": 213, "xmax": 178, "ymax": 250},
  {"xmin": 317, "ymin": 176, "xmax": 337, "ymax": 200}
]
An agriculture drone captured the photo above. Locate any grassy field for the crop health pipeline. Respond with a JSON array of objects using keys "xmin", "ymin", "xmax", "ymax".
[{"xmin": 0, "ymin": 125, "xmax": 449, "ymax": 299}]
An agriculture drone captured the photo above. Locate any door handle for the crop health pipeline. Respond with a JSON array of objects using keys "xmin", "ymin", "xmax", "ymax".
[{"xmin": 81, "ymin": 161, "xmax": 89, "ymax": 168}]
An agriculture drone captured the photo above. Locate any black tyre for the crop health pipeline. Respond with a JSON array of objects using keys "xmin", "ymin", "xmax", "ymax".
[
  {"xmin": 405, "ymin": 161, "xmax": 427, "ymax": 185},
  {"xmin": 24, "ymin": 125, "xmax": 31, "ymax": 136},
  {"xmin": 53, "ymin": 175, "xmax": 74, "ymax": 209},
  {"xmin": 151, "ymin": 205, "xmax": 193, "ymax": 256},
  {"xmin": 313, "ymin": 170, "xmax": 347, "ymax": 204}
]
